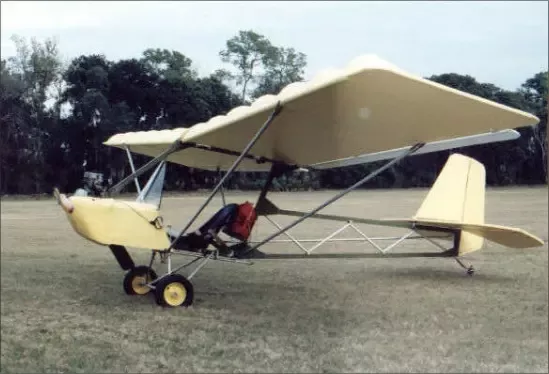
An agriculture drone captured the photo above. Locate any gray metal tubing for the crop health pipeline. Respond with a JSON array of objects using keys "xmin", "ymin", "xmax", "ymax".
[
  {"xmin": 167, "ymin": 102, "xmax": 283, "ymax": 251},
  {"xmin": 249, "ymin": 143, "xmax": 424, "ymax": 251},
  {"xmin": 109, "ymin": 141, "xmax": 184, "ymax": 196},
  {"xmin": 187, "ymin": 253, "xmax": 214, "ymax": 280},
  {"xmin": 124, "ymin": 145, "xmax": 142, "ymax": 194},
  {"xmin": 217, "ymin": 167, "xmax": 226, "ymax": 207},
  {"xmin": 244, "ymin": 236, "xmax": 450, "ymax": 243},
  {"xmin": 257, "ymin": 251, "xmax": 455, "ymax": 260}
]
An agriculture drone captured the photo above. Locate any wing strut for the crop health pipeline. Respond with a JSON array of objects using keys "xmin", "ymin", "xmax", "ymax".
[
  {"xmin": 108, "ymin": 140, "xmax": 187, "ymax": 196},
  {"xmin": 167, "ymin": 102, "xmax": 284, "ymax": 251},
  {"xmin": 124, "ymin": 145, "xmax": 142, "ymax": 194},
  {"xmin": 216, "ymin": 167, "xmax": 227, "ymax": 207},
  {"xmin": 249, "ymin": 142, "xmax": 425, "ymax": 251}
]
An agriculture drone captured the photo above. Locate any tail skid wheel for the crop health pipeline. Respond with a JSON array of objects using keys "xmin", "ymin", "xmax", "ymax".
[
  {"xmin": 154, "ymin": 274, "xmax": 194, "ymax": 307},
  {"xmin": 455, "ymin": 257, "xmax": 475, "ymax": 276},
  {"xmin": 123, "ymin": 266, "xmax": 157, "ymax": 295}
]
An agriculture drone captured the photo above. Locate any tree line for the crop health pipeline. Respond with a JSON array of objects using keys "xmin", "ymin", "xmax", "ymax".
[{"xmin": 0, "ymin": 30, "xmax": 547, "ymax": 196}]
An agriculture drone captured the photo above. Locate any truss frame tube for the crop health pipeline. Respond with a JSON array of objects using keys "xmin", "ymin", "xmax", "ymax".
[
  {"xmin": 306, "ymin": 222, "xmax": 354, "ymax": 254},
  {"xmin": 245, "ymin": 236, "xmax": 447, "ymax": 244},
  {"xmin": 257, "ymin": 251, "xmax": 456, "ymax": 260},
  {"xmin": 250, "ymin": 218, "xmax": 451, "ymax": 246},
  {"xmin": 264, "ymin": 216, "xmax": 309, "ymax": 253},
  {"xmin": 249, "ymin": 143, "xmax": 425, "ymax": 251},
  {"xmin": 259, "ymin": 216, "xmax": 453, "ymax": 255}
]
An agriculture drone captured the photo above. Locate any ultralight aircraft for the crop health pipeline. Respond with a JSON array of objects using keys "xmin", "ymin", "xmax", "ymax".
[{"xmin": 54, "ymin": 55, "xmax": 545, "ymax": 308}]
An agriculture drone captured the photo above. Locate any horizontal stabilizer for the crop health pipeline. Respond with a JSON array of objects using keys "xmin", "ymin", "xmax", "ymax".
[
  {"xmin": 454, "ymin": 223, "xmax": 544, "ymax": 249},
  {"xmin": 377, "ymin": 219, "xmax": 545, "ymax": 250}
]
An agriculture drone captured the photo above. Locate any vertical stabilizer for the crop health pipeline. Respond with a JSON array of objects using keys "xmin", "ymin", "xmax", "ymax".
[{"xmin": 414, "ymin": 154, "xmax": 486, "ymax": 254}]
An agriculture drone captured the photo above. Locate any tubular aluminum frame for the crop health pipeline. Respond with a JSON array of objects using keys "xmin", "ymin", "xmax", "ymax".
[
  {"xmin": 249, "ymin": 216, "xmax": 454, "ymax": 256},
  {"xmin": 133, "ymin": 183, "xmax": 467, "ymax": 291},
  {"xmin": 130, "ymin": 136, "xmax": 465, "ymax": 288},
  {"xmin": 216, "ymin": 167, "xmax": 227, "ymax": 207},
  {"xmin": 143, "ymin": 249, "xmax": 252, "ymax": 289},
  {"xmin": 123, "ymin": 145, "xmax": 142, "ymax": 194},
  {"xmin": 249, "ymin": 142, "xmax": 425, "ymax": 252}
]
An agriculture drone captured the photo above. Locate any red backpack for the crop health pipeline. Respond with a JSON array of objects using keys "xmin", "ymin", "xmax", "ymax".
[{"xmin": 228, "ymin": 202, "xmax": 257, "ymax": 241}]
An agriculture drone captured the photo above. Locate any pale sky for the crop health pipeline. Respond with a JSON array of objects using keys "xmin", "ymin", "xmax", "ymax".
[{"xmin": 1, "ymin": 1, "xmax": 547, "ymax": 90}]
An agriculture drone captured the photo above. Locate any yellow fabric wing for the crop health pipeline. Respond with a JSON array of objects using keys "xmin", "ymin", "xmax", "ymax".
[{"xmin": 104, "ymin": 55, "xmax": 539, "ymax": 171}]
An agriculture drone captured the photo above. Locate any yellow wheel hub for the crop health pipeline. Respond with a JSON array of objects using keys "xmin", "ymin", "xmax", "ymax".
[
  {"xmin": 131, "ymin": 275, "xmax": 151, "ymax": 295},
  {"xmin": 163, "ymin": 282, "xmax": 187, "ymax": 306}
]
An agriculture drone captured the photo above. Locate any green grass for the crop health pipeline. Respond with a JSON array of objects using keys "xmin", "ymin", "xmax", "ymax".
[{"xmin": 1, "ymin": 188, "xmax": 547, "ymax": 373}]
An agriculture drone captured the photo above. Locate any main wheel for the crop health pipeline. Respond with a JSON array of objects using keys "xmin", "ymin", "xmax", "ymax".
[
  {"xmin": 154, "ymin": 274, "xmax": 194, "ymax": 307},
  {"xmin": 123, "ymin": 266, "xmax": 157, "ymax": 295}
]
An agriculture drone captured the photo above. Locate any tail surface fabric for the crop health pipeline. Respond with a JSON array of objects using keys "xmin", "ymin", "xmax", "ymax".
[
  {"xmin": 411, "ymin": 153, "xmax": 543, "ymax": 254},
  {"xmin": 413, "ymin": 153, "xmax": 485, "ymax": 254}
]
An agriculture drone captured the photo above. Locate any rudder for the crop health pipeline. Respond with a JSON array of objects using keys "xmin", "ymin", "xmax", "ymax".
[{"xmin": 414, "ymin": 153, "xmax": 486, "ymax": 255}]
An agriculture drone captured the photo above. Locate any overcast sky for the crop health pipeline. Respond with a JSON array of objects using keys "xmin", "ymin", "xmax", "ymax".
[{"xmin": 1, "ymin": 1, "xmax": 547, "ymax": 90}]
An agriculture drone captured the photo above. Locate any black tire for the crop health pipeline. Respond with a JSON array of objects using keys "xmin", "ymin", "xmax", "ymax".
[
  {"xmin": 123, "ymin": 266, "xmax": 157, "ymax": 295},
  {"xmin": 154, "ymin": 274, "xmax": 194, "ymax": 307}
]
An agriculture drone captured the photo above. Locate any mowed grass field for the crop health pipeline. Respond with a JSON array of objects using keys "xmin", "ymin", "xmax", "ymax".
[{"xmin": 1, "ymin": 187, "xmax": 547, "ymax": 373}]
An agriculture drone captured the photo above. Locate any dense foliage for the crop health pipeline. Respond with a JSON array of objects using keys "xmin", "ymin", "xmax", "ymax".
[{"xmin": 1, "ymin": 31, "xmax": 547, "ymax": 195}]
